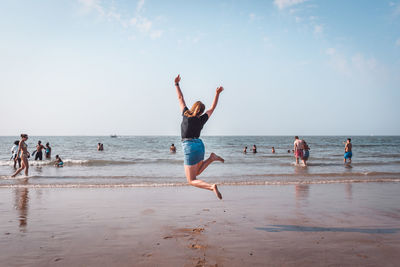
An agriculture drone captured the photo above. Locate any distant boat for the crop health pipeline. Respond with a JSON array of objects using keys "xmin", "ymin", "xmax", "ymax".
[{"xmin": 110, "ymin": 134, "xmax": 117, "ymax": 138}]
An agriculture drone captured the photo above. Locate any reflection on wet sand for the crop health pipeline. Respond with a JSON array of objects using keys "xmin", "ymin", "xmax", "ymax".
[
  {"xmin": 295, "ymin": 184, "xmax": 310, "ymax": 202},
  {"xmin": 346, "ymin": 183, "xmax": 353, "ymax": 201},
  {"xmin": 14, "ymin": 179, "xmax": 29, "ymax": 230}
]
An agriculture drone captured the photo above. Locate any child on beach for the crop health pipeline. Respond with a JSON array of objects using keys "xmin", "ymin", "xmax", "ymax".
[
  {"xmin": 54, "ymin": 155, "xmax": 63, "ymax": 167},
  {"xmin": 174, "ymin": 74, "xmax": 224, "ymax": 199},
  {"xmin": 344, "ymin": 138, "xmax": 352, "ymax": 164}
]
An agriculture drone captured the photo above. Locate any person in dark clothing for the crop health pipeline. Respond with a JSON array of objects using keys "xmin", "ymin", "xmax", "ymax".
[
  {"xmin": 174, "ymin": 74, "xmax": 224, "ymax": 199},
  {"xmin": 34, "ymin": 140, "xmax": 45, "ymax": 161}
]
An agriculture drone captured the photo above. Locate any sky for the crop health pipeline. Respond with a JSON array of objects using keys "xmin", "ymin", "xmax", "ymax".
[{"xmin": 0, "ymin": 0, "xmax": 400, "ymax": 136}]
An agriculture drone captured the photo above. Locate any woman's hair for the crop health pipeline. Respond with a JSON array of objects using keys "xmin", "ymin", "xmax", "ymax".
[
  {"xmin": 14, "ymin": 140, "xmax": 19, "ymax": 145},
  {"xmin": 21, "ymin": 134, "xmax": 28, "ymax": 138},
  {"xmin": 184, "ymin": 101, "xmax": 205, "ymax": 117}
]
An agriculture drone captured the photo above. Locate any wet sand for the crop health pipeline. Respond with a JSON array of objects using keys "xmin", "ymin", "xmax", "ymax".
[{"xmin": 1, "ymin": 183, "xmax": 400, "ymax": 266}]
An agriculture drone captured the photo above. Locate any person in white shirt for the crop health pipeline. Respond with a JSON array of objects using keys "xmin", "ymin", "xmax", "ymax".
[{"xmin": 11, "ymin": 140, "xmax": 21, "ymax": 169}]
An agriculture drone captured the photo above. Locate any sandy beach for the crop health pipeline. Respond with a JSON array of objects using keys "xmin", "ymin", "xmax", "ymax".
[{"xmin": 1, "ymin": 182, "xmax": 399, "ymax": 266}]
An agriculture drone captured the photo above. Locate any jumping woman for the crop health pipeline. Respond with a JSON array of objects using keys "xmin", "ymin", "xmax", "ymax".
[
  {"xmin": 11, "ymin": 134, "xmax": 30, "ymax": 177},
  {"xmin": 174, "ymin": 74, "xmax": 224, "ymax": 200}
]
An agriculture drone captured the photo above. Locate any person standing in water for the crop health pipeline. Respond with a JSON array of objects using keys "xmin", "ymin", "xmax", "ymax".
[
  {"xmin": 11, "ymin": 134, "xmax": 30, "ymax": 177},
  {"xmin": 294, "ymin": 136, "xmax": 304, "ymax": 165},
  {"xmin": 97, "ymin": 143, "xmax": 104, "ymax": 151},
  {"xmin": 302, "ymin": 140, "xmax": 310, "ymax": 166},
  {"xmin": 271, "ymin": 147, "xmax": 275, "ymax": 154},
  {"xmin": 11, "ymin": 140, "xmax": 21, "ymax": 169},
  {"xmin": 243, "ymin": 146, "xmax": 248, "ymax": 154},
  {"xmin": 170, "ymin": 144, "xmax": 176, "ymax": 153},
  {"xmin": 174, "ymin": 74, "xmax": 224, "ymax": 199},
  {"xmin": 34, "ymin": 140, "xmax": 45, "ymax": 161},
  {"xmin": 45, "ymin": 142, "xmax": 51, "ymax": 159},
  {"xmin": 252, "ymin": 145, "xmax": 257, "ymax": 153},
  {"xmin": 344, "ymin": 138, "xmax": 352, "ymax": 164}
]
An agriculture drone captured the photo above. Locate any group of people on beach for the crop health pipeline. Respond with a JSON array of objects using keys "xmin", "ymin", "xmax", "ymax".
[
  {"xmin": 10, "ymin": 135, "xmax": 64, "ymax": 177},
  {"xmin": 241, "ymin": 136, "xmax": 351, "ymax": 167},
  {"xmin": 8, "ymin": 74, "xmax": 354, "ymax": 200}
]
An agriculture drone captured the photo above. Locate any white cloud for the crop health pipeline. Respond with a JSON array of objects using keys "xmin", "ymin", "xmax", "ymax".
[
  {"xmin": 136, "ymin": 0, "xmax": 145, "ymax": 13},
  {"xmin": 77, "ymin": 0, "xmax": 163, "ymax": 40},
  {"xmin": 391, "ymin": 2, "xmax": 400, "ymax": 15},
  {"xmin": 325, "ymin": 48, "xmax": 336, "ymax": 56},
  {"xmin": 326, "ymin": 49, "xmax": 379, "ymax": 78},
  {"xmin": 78, "ymin": 0, "xmax": 104, "ymax": 16},
  {"xmin": 314, "ymin": 24, "xmax": 323, "ymax": 35},
  {"xmin": 135, "ymin": 17, "xmax": 152, "ymax": 33},
  {"xmin": 396, "ymin": 38, "xmax": 400, "ymax": 46},
  {"xmin": 274, "ymin": 0, "xmax": 307, "ymax": 10},
  {"xmin": 249, "ymin": 13, "xmax": 256, "ymax": 21},
  {"xmin": 150, "ymin": 30, "xmax": 163, "ymax": 39}
]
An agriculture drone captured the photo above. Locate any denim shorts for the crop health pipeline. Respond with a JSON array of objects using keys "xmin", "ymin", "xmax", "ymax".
[
  {"xmin": 344, "ymin": 151, "xmax": 352, "ymax": 159},
  {"xmin": 182, "ymin": 139, "xmax": 205, "ymax": 166}
]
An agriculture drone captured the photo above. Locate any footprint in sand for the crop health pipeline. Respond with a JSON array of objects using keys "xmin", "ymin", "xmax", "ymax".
[{"xmin": 141, "ymin": 209, "xmax": 155, "ymax": 215}]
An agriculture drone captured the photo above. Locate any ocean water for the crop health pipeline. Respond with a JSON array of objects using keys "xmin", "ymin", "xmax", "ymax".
[{"xmin": 0, "ymin": 136, "xmax": 399, "ymax": 187}]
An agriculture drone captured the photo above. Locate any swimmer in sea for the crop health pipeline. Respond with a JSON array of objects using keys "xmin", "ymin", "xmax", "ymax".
[
  {"xmin": 170, "ymin": 143, "xmax": 176, "ymax": 153},
  {"xmin": 11, "ymin": 134, "xmax": 30, "ymax": 177},
  {"xmin": 271, "ymin": 147, "xmax": 275, "ymax": 154},
  {"xmin": 252, "ymin": 145, "xmax": 257, "ymax": 153},
  {"xmin": 243, "ymin": 146, "xmax": 248, "ymax": 154},
  {"xmin": 344, "ymin": 138, "xmax": 352, "ymax": 164},
  {"xmin": 174, "ymin": 74, "xmax": 224, "ymax": 199},
  {"xmin": 54, "ymin": 155, "xmax": 63, "ymax": 167},
  {"xmin": 97, "ymin": 143, "xmax": 104, "ymax": 151}
]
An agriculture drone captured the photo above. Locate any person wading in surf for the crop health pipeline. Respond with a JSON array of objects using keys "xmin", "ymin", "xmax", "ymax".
[
  {"xmin": 11, "ymin": 134, "xmax": 30, "ymax": 177},
  {"xmin": 174, "ymin": 74, "xmax": 224, "ymax": 199}
]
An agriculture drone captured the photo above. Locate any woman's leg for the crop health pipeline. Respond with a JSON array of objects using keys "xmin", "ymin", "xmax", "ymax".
[
  {"xmin": 24, "ymin": 157, "xmax": 29, "ymax": 176},
  {"xmin": 185, "ymin": 163, "xmax": 222, "ymax": 199},
  {"xmin": 197, "ymin": 153, "xmax": 224, "ymax": 176},
  {"xmin": 11, "ymin": 158, "xmax": 26, "ymax": 177}
]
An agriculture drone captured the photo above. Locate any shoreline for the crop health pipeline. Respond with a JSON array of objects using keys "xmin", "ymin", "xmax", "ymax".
[
  {"xmin": 0, "ymin": 178, "xmax": 400, "ymax": 188},
  {"xmin": 1, "ymin": 183, "xmax": 400, "ymax": 266}
]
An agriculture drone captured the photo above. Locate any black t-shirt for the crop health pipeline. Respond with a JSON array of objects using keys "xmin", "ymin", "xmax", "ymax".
[{"xmin": 181, "ymin": 107, "xmax": 209, "ymax": 139}]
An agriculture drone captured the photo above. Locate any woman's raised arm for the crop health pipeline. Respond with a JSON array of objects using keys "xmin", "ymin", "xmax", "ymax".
[
  {"xmin": 206, "ymin": 86, "xmax": 224, "ymax": 118},
  {"xmin": 174, "ymin": 75, "xmax": 186, "ymax": 112}
]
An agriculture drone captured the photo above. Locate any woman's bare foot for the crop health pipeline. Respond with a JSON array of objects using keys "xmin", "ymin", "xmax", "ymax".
[
  {"xmin": 212, "ymin": 184, "xmax": 222, "ymax": 200},
  {"xmin": 210, "ymin": 153, "xmax": 224, "ymax": 163}
]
